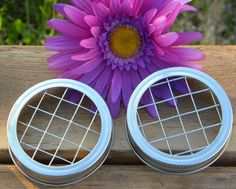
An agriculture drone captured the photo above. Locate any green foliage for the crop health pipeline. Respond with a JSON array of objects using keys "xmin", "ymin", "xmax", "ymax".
[
  {"xmin": 0, "ymin": 0, "xmax": 66, "ymax": 45},
  {"xmin": 0, "ymin": 0, "xmax": 235, "ymax": 45},
  {"xmin": 172, "ymin": 0, "xmax": 236, "ymax": 44}
]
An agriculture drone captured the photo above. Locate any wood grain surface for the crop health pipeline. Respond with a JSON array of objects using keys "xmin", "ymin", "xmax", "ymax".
[
  {"xmin": 0, "ymin": 45, "xmax": 236, "ymax": 188},
  {"xmin": 0, "ymin": 165, "xmax": 236, "ymax": 189},
  {"xmin": 0, "ymin": 46, "xmax": 236, "ymax": 164}
]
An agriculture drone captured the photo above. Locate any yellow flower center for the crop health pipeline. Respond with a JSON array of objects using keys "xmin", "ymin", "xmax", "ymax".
[{"xmin": 109, "ymin": 26, "xmax": 141, "ymax": 58}]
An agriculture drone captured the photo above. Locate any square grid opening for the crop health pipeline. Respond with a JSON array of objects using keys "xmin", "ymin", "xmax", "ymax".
[
  {"xmin": 137, "ymin": 77, "xmax": 222, "ymax": 156},
  {"xmin": 17, "ymin": 87, "xmax": 101, "ymax": 166}
]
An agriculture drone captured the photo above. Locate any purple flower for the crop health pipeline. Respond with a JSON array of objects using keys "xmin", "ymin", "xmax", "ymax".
[{"xmin": 45, "ymin": 0, "xmax": 204, "ymax": 118}]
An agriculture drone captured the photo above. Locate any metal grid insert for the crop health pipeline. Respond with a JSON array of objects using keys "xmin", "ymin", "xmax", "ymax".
[
  {"xmin": 17, "ymin": 87, "xmax": 101, "ymax": 166},
  {"xmin": 127, "ymin": 67, "xmax": 233, "ymax": 174},
  {"xmin": 137, "ymin": 76, "xmax": 222, "ymax": 156},
  {"xmin": 8, "ymin": 79, "xmax": 113, "ymax": 186}
]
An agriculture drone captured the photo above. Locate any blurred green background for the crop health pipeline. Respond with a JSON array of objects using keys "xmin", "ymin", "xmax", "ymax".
[{"xmin": 0, "ymin": 0, "xmax": 235, "ymax": 45}]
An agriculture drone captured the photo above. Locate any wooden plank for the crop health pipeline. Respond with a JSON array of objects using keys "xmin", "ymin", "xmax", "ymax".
[
  {"xmin": 0, "ymin": 165, "xmax": 235, "ymax": 189},
  {"xmin": 0, "ymin": 46, "xmax": 236, "ymax": 164}
]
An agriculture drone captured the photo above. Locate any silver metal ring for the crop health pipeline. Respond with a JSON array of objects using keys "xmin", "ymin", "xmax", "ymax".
[
  {"xmin": 7, "ymin": 79, "xmax": 113, "ymax": 186},
  {"xmin": 126, "ymin": 67, "xmax": 233, "ymax": 174}
]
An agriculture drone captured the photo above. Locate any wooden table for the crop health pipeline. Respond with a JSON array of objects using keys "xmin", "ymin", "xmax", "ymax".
[{"xmin": 0, "ymin": 46, "xmax": 235, "ymax": 189}]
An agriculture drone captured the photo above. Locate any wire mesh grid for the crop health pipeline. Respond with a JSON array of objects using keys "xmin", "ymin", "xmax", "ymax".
[
  {"xmin": 137, "ymin": 76, "xmax": 222, "ymax": 156},
  {"xmin": 16, "ymin": 87, "xmax": 101, "ymax": 166}
]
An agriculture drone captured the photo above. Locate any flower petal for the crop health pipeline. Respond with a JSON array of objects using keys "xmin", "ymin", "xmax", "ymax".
[
  {"xmin": 110, "ymin": 69, "xmax": 122, "ymax": 103},
  {"xmin": 110, "ymin": 0, "xmax": 121, "ymax": 13},
  {"xmin": 72, "ymin": 48, "xmax": 101, "ymax": 61},
  {"xmin": 132, "ymin": 0, "xmax": 144, "ymax": 17},
  {"xmin": 48, "ymin": 19, "xmax": 90, "ymax": 38},
  {"xmin": 149, "ymin": 16, "xmax": 167, "ymax": 35},
  {"xmin": 80, "ymin": 37, "xmax": 98, "ymax": 49},
  {"xmin": 95, "ymin": 66, "xmax": 113, "ymax": 94},
  {"xmin": 48, "ymin": 52, "xmax": 82, "ymax": 70},
  {"xmin": 71, "ymin": 0, "xmax": 93, "ymax": 14},
  {"xmin": 173, "ymin": 79, "xmax": 190, "ymax": 94},
  {"xmin": 157, "ymin": 1, "xmax": 178, "ymax": 17},
  {"xmin": 137, "ymin": 59, "xmax": 146, "ymax": 69},
  {"xmin": 138, "ymin": 68, "xmax": 149, "ymax": 79},
  {"xmin": 122, "ymin": 70, "xmax": 133, "ymax": 107},
  {"xmin": 54, "ymin": 3, "xmax": 67, "ymax": 17},
  {"xmin": 180, "ymin": 5, "xmax": 197, "ymax": 13},
  {"xmin": 130, "ymin": 69, "xmax": 156, "ymax": 117},
  {"xmin": 121, "ymin": 0, "xmax": 132, "ymax": 15},
  {"xmin": 168, "ymin": 47, "xmax": 205, "ymax": 61},
  {"xmin": 140, "ymin": 68, "xmax": 176, "ymax": 109},
  {"xmin": 91, "ymin": 2, "xmax": 110, "ymax": 19},
  {"xmin": 154, "ymin": 32, "xmax": 179, "ymax": 47},
  {"xmin": 143, "ymin": 9, "xmax": 157, "ymax": 25},
  {"xmin": 63, "ymin": 5, "xmax": 88, "ymax": 29},
  {"xmin": 80, "ymin": 63, "xmax": 106, "ymax": 84},
  {"xmin": 59, "ymin": 56, "xmax": 103, "ymax": 78},
  {"xmin": 108, "ymin": 92, "xmax": 121, "ymax": 118},
  {"xmin": 173, "ymin": 32, "xmax": 202, "ymax": 46},
  {"xmin": 157, "ymin": 48, "xmax": 181, "ymax": 62},
  {"xmin": 84, "ymin": 15, "xmax": 99, "ymax": 27},
  {"xmin": 101, "ymin": 82, "xmax": 110, "ymax": 99},
  {"xmin": 45, "ymin": 36, "xmax": 82, "ymax": 52},
  {"xmin": 160, "ymin": 84, "xmax": 177, "ymax": 107},
  {"xmin": 151, "ymin": 85, "xmax": 162, "ymax": 99},
  {"xmin": 164, "ymin": 5, "xmax": 182, "ymax": 31},
  {"xmin": 153, "ymin": 44, "xmax": 165, "ymax": 56},
  {"xmin": 101, "ymin": 0, "xmax": 110, "ymax": 7},
  {"xmin": 140, "ymin": 0, "xmax": 165, "ymax": 14},
  {"xmin": 141, "ymin": 91, "xmax": 158, "ymax": 118},
  {"xmin": 156, "ymin": 48, "xmax": 203, "ymax": 69},
  {"xmin": 150, "ymin": 57, "xmax": 171, "ymax": 69},
  {"xmin": 91, "ymin": 26, "xmax": 101, "ymax": 38},
  {"xmin": 145, "ymin": 62, "xmax": 159, "ymax": 74},
  {"xmin": 67, "ymin": 89, "xmax": 83, "ymax": 104},
  {"xmin": 130, "ymin": 69, "xmax": 141, "ymax": 89},
  {"xmin": 157, "ymin": 0, "xmax": 191, "ymax": 17}
]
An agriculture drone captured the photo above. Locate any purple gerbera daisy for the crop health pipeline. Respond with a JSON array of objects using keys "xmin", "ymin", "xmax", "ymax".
[{"xmin": 45, "ymin": 0, "xmax": 204, "ymax": 118}]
